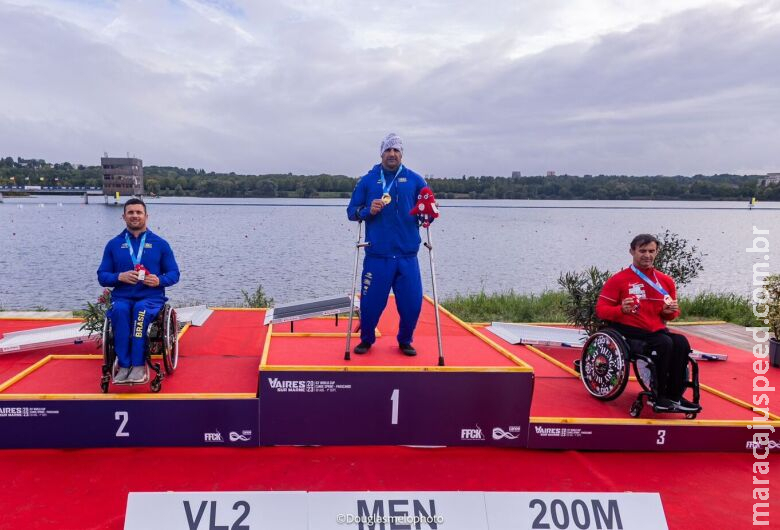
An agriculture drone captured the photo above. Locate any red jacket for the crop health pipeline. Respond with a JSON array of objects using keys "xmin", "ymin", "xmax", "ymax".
[{"xmin": 596, "ymin": 266, "xmax": 679, "ymax": 332}]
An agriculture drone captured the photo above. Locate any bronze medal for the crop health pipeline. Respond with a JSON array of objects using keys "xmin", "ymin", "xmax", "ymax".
[{"xmin": 381, "ymin": 193, "xmax": 392, "ymax": 205}]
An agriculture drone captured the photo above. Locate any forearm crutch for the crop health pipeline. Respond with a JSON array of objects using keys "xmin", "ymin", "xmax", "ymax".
[
  {"xmin": 345, "ymin": 221, "xmax": 369, "ymax": 360},
  {"xmin": 423, "ymin": 226, "xmax": 445, "ymax": 366}
]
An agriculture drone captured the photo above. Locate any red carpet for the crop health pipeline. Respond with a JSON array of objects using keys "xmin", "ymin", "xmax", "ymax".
[
  {"xmin": 0, "ymin": 312, "xmax": 267, "ymax": 395},
  {"xmin": 1, "ymin": 317, "xmax": 776, "ymax": 529},
  {"xmin": 681, "ymin": 331, "xmax": 769, "ymax": 407},
  {"xmin": 0, "ymin": 446, "xmax": 773, "ymax": 530},
  {"xmin": 266, "ymin": 301, "xmax": 521, "ymax": 368},
  {"xmin": 479, "ymin": 332, "xmax": 768, "ymax": 421}
]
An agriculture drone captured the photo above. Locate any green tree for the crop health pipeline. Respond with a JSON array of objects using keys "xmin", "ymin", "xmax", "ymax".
[{"xmin": 654, "ymin": 230, "xmax": 705, "ymax": 288}]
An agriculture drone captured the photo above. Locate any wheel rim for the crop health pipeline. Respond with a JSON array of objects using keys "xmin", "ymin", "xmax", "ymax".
[
  {"xmin": 581, "ymin": 332, "xmax": 628, "ymax": 399},
  {"xmin": 635, "ymin": 358, "xmax": 653, "ymax": 392},
  {"xmin": 102, "ymin": 318, "xmax": 116, "ymax": 370},
  {"xmin": 164, "ymin": 308, "xmax": 179, "ymax": 372}
]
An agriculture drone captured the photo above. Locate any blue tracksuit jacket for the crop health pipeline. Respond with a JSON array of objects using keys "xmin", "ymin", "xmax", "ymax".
[
  {"xmin": 97, "ymin": 229, "xmax": 180, "ymax": 299},
  {"xmin": 97, "ymin": 229, "xmax": 180, "ymax": 368},
  {"xmin": 346, "ymin": 164, "xmax": 427, "ymax": 345}
]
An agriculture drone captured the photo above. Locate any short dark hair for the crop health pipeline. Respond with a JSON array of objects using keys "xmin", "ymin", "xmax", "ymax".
[
  {"xmin": 630, "ymin": 233, "xmax": 660, "ymax": 250},
  {"xmin": 123, "ymin": 198, "xmax": 147, "ymax": 213}
]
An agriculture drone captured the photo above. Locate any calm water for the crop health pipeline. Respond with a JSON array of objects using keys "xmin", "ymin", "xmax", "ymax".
[{"xmin": 0, "ymin": 196, "xmax": 777, "ymax": 310}]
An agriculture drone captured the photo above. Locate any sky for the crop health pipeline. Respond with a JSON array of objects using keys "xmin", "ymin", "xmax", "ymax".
[{"xmin": 1, "ymin": 0, "xmax": 778, "ymax": 177}]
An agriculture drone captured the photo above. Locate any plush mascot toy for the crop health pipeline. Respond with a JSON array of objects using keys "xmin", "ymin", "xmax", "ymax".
[{"xmin": 410, "ymin": 186, "xmax": 440, "ymax": 227}]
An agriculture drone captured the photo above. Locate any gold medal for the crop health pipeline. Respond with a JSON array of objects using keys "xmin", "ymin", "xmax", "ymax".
[{"xmin": 381, "ymin": 193, "xmax": 392, "ymax": 205}]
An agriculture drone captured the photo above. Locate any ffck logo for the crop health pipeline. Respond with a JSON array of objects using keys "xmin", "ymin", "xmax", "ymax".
[
  {"xmin": 204, "ymin": 430, "xmax": 224, "ymax": 442},
  {"xmin": 461, "ymin": 425, "xmax": 485, "ymax": 441}
]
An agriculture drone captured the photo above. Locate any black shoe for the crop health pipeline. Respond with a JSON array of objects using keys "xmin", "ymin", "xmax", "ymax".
[
  {"xmin": 675, "ymin": 397, "xmax": 701, "ymax": 412},
  {"xmin": 653, "ymin": 397, "xmax": 676, "ymax": 411},
  {"xmin": 399, "ymin": 343, "xmax": 417, "ymax": 356},
  {"xmin": 354, "ymin": 342, "xmax": 371, "ymax": 354}
]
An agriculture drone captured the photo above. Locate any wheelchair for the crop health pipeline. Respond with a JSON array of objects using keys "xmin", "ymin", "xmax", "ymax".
[
  {"xmin": 577, "ymin": 327, "xmax": 702, "ymax": 419},
  {"xmin": 100, "ymin": 304, "xmax": 180, "ymax": 393}
]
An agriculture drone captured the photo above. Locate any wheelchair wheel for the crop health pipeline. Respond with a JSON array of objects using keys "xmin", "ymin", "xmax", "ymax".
[
  {"xmin": 101, "ymin": 317, "xmax": 116, "ymax": 393},
  {"xmin": 629, "ymin": 400, "xmax": 643, "ymax": 418},
  {"xmin": 580, "ymin": 329, "xmax": 631, "ymax": 401},
  {"xmin": 633, "ymin": 357, "xmax": 654, "ymax": 393},
  {"xmin": 162, "ymin": 306, "xmax": 179, "ymax": 375}
]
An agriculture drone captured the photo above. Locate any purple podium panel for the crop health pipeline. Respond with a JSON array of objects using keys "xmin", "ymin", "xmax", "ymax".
[
  {"xmin": 528, "ymin": 420, "xmax": 780, "ymax": 452},
  {"xmin": 0, "ymin": 399, "xmax": 258, "ymax": 448},
  {"xmin": 259, "ymin": 371, "xmax": 533, "ymax": 446}
]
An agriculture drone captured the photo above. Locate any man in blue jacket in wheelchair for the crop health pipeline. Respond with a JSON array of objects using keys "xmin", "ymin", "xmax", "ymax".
[
  {"xmin": 596, "ymin": 233, "xmax": 698, "ymax": 413},
  {"xmin": 97, "ymin": 198, "xmax": 180, "ymax": 383}
]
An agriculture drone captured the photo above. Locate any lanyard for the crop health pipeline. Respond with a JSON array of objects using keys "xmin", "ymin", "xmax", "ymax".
[
  {"xmin": 630, "ymin": 265, "xmax": 669, "ymax": 297},
  {"xmin": 380, "ymin": 164, "xmax": 403, "ymax": 195},
  {"xmin": 124, "ymin": 232, "xmax": 147, "ymax": 267}
]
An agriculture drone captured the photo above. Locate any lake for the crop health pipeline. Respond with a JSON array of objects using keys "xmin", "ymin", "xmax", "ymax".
[{"xmin": 0, "ymin": 195, "xmax": 776, "ymax": 310}]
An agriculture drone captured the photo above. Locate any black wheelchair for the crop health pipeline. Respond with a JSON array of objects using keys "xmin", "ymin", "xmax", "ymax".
[
  {"xmin": 577, "ymin": 327, "xmax": 702, "ymax": 419},
  {"xmin": 100, "ymin": 304, "xmax": 180, "ymax": 393}
]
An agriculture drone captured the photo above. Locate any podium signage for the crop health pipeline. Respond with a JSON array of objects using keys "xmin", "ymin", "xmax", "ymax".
[
  {"xmin": 307, "ymin": 491, "xmax": 488, "ymax": 530},
  {"xmin": 125, "ymin": 491, "xmax": 667, "ymax": 530},
  {"xmin": 485, "ymin": 492, "xmax": 668, "ymax": 530},
  {"xmin": 124, "ymin": 492, "xmax": 307, "ymax": 530}
]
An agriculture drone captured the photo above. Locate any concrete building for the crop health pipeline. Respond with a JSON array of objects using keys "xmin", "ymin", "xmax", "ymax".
[
  {"xmin": 101, "ymin": 156, "xmax": 143, "ymax": 196},
  {"xmin": 759, "ymin": 173, "xmax": 780, "ymax": 187}
]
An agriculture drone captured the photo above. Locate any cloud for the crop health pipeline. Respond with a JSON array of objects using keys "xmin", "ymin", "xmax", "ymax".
[{"xmin": 0, "ymin": 0, "xmax": 778, "ymax": 176}]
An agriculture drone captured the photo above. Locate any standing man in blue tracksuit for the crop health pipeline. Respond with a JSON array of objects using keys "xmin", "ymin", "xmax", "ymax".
[
  {"xmin": 97, "ymin": 198, "xmax": 180, "ymax": 383},
  {"xmin": 347, "ymin": 133, "xmax": 427, "ymax": 356}
]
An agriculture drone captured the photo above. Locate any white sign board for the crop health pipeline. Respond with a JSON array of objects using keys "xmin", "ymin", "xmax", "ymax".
[
  {"xmin": 485, "ymin": 492, "xmax": 668, "ymax": 530},
  {"xmin": 124, "ymin": 492, "xmax": 307, "ymax": 530},
  {"xmin": 125, "ymin": 491, "xmax": 667, "ymax": 530},
  {"xmin": 307, "ymin": 491, "xmax": 488, "ymax": 530}
]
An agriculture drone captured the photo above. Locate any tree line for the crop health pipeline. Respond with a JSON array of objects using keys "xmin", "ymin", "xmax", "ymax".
[{"xmin": 1, "ymin": 155, "xmax": 778, "ymax": 201}]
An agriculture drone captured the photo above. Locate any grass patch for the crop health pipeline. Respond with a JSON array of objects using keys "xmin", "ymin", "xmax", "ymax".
[
  {"xmin": 443, "ymin": 289, "xmax": 758, "ymax": 326},
  {"xmin": 442, "ymin": 290, "xmax": 568, "ymax": 323},
  {"xmin": 678, "ymin": 291, "xmax": 759, "ymax": 327}
]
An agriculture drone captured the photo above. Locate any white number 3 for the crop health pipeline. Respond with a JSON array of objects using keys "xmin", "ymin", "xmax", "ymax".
[{"xmin": 656, "ymin": 429, "xmax": 666, "ymax": 445}]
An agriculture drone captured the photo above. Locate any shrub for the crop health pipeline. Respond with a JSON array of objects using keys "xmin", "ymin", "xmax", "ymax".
[
  {"xmin": 655, "ymin": 229, "xmax": 705, "ymax": 288},
  {"xmin": 241, "ymin": 284, "xmax": 274, "ymax": 308},
  {"xmin": 557, "ymin": 266, "xmax": 611, "ymax": 335}
]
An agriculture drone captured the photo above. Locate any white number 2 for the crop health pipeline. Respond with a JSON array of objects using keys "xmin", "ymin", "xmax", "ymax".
[
  {"xmin": 115, "ymin": 411, "xmax": 129, "ymax": 437},
  {"xmin": 656, "ymin": 429, "xmax": 666, "ymax": 445},
  {"xmin": 390, "ymin": 389, "xmax": 399, "ymax": 425}
]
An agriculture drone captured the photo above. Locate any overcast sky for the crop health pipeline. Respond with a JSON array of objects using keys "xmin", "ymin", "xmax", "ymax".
[{"xmin": 1, "ymin": 0, "xmax": 778, "ymax": 177}]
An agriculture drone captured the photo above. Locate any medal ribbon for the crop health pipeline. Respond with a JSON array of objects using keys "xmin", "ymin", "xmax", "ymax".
[
  {"xmin": 380, "ymin": 164, "xmax": 403, "ymax": 196},
  {"xmin": 124, "ymin": 232, "xmax": 147, "ymax": 268},
  {"xmin": 630, "ymin": 265, "xmax": 669, "ymax": 297}
]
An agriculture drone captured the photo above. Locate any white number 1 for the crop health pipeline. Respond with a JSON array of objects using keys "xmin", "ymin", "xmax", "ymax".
[{"xmin": 391, "ymin": 389, "xmax": 399, "ymax": 425}]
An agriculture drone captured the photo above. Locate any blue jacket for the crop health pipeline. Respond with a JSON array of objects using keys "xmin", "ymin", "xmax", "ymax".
[
  {"xmin": 97, "ymin": 229, "xmax": 180, "ymax": 300},
  {"xmin": 347, "ymin": 164, "xmax": 427, "ymax": 257}
]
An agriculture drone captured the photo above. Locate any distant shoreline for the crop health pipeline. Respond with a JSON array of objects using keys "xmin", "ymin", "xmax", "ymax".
[{"xmin": 3, "ymin": 195, "xmax": 776, "ymax": 210}]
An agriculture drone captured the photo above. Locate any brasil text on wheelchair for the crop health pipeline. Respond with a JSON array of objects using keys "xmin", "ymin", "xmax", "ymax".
[{"xmin": 100, "ymin": 304, "xmax": 180, "ymax": 393}]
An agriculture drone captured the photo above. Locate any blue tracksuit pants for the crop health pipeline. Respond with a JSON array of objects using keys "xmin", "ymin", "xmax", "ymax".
[
  {"xmin": 110, "ymin": 297, "xmax": 165, "ymax": 367},
  {"xmin": 360, "ymin": 255, "xmax": 423, "ymax": 345}
]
